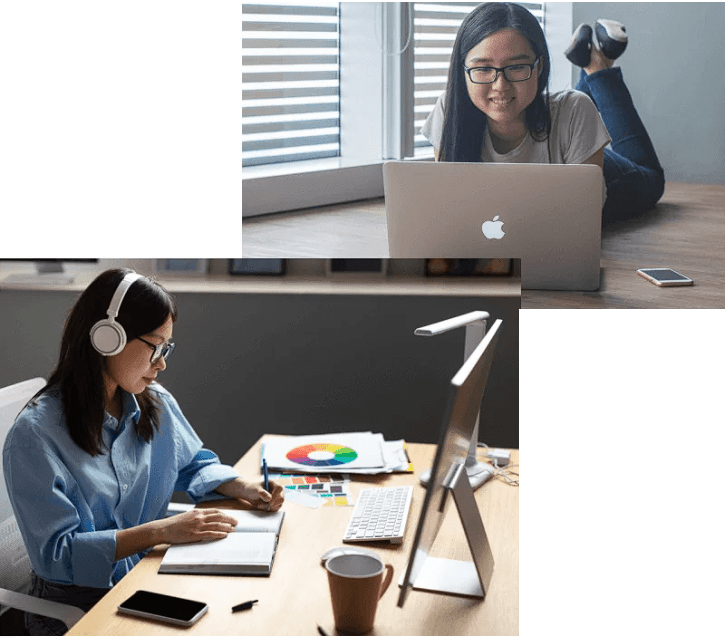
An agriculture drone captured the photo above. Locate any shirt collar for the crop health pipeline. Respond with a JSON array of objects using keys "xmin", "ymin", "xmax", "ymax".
[
  {"xmin": 124, "ymin": 392, "xmax": 142, "ymax": 424},
  {"xmin": 104, "ymin": 391, "xmax": 142, "ymax": 428}
]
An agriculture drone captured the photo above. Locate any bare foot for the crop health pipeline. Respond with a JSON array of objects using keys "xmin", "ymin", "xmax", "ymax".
[{"xmin": 583, "ymin": 44, "xmax": 614, "ymax": 75}]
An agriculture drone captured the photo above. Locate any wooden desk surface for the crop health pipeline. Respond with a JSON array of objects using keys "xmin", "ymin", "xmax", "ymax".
[
  {"xmin": 67, "ymin": 438, "xmax": 519, "ymax": 636},
  {"xmin": 243, "ymin": 182, "xmax": 724, "ymax": 308}
]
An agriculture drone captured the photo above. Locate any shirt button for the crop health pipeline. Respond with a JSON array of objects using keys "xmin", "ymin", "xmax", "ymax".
[{"xmin": 123, "ymin": 484, "xmax": 128, "ymax": 490}]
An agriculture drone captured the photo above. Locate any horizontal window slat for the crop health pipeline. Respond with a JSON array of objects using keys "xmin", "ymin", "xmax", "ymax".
[
  {"xmin": 242, "ymin": 63, "xmax": 338, "ymax": 74},
  {"xmin": 243, "ymin": 143, "xmax": 340, "ymax": 167},
  {"xmin": 244, "ymin": 144, "xmax": 340, "ymax": 159},
  {"xmin": 242, "ymin": 34, "xmax": 339, "ymax": 44},
  {"xmin": 243, "ymin": 102, "xmax": 339, "ymax": 119},
  {"xmin": 243, "ymin": 52, "xmax": 339, "ymax": 63},
  {"xmin": 243, "ymin": 111, "xmax": 340, "ymax": 125},
  {"xmin": 243, "ymin": 3, "xmax": 338, "ymax": 18},
  {"xmin": 243, "ymin": 79, "xmax": 339, "ymax": 92},
  {"xmin": 243, "ymin": 118, "xmax": 340, "ymax": 137},
  {"xmin": 243, "ymin": 88, "xmax": 339, "ymax": 103},
  {"xmin": 243, "ymin": 94, "xmax": 339, "ymax": 108},
  {"xmin": 243, "ymin": 126, "xmax": 340, "ymax": 144}
]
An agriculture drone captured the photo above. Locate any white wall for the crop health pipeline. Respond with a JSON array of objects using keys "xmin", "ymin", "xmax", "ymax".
[{"xmin": 572, "ymin": 2, "xmax": 725, "ymax": 185}]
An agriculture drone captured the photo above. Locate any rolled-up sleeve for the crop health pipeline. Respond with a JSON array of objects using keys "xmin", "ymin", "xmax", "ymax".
[
  {"xmin": 4, "ymin": 443, "xmax": 117, "ymax": 587},
  {"xmin": 175, "ymin": 447, "xmax": 240, "ymax": 501},
  {"xmin": 162, "ymin": 390, "xmax": 239, "ymax": 502}
]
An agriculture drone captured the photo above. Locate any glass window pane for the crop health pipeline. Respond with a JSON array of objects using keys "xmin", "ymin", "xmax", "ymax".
[{"xmin": 242, "ymin": 2, "xmax": 341, "ymax": 167}]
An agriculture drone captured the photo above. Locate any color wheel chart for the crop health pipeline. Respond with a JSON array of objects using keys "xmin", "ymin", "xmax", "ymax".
[{"xmin": 286, "ymin": 443, "xmax": 358, "ymax": 468}]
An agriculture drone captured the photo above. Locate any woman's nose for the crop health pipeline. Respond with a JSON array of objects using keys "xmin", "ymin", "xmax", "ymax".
[{"xmin": 492, "ymin": 71, "xmax": 510, "ymax": 88}]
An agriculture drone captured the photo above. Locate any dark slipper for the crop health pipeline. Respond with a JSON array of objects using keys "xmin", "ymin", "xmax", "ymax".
[
  {"xmin": 565, "ymin": 23, "xmax": 593, "ymax": 67},
  {"xmin": 595, "ymin": 19, "xmax": 628, "ymax": 60}
]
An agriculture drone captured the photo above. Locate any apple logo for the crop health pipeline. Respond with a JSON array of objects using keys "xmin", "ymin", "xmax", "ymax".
[{"xmin": 482, "ymin": 215, "xmax": 505, "ymax": 240}]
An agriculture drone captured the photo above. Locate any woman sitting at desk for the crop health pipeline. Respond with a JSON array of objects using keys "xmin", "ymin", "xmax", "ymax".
[
  {"xmin": 422, "ymin": 2, "xmax": 666, "ymax": 225},
  {"xmin": 3, "ymin": 268, "xmax": 284, "ymax": 635}
]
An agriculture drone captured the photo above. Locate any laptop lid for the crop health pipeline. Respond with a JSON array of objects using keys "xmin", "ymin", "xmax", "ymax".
[{"xmin": 383, "ymin": 161, "xmax": 603, "ymax": 291}]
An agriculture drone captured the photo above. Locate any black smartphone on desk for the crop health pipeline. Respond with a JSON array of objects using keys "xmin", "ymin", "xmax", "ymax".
[{"xmin": 118, "ymin": 590, "xmax": 208, "ymax": 627}]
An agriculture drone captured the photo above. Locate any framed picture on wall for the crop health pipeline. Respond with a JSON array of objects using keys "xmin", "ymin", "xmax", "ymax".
[
  {"xmin": 425, "ymin": 259, "xmax": 514, "ymax": 277},
  {"xmin": 153, "ymin": 259, "xmax": 208, "ymax": 276},
  {"xmin": 325, "ymin": 259, "xmax": 388, "ymax": 277},
  {"xmin": 229, "ymin": 259, "xmax": 286, "ymax": 276}
]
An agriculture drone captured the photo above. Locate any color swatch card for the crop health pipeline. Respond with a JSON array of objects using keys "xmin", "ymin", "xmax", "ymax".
[
  {"xmin": 270, "ymin": 473, "xmax": 354, "ymax": 508},
  {"xmin": 270, "ymin": 473, "xmax": 349, "ymax": 490},
  {"xmin": 262, "ymin": 433, "xmax": 386, "ymax": 473}
]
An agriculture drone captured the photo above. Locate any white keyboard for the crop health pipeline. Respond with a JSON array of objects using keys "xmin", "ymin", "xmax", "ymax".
[{"xmin": 343, "ymin": 486, "xmax": 413, "ymax": 544}]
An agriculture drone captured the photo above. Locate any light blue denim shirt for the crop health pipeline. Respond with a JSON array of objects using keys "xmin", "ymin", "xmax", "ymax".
[{"xmin": 2, "ymin": 383, "xmax": 239, "ymax": 588}]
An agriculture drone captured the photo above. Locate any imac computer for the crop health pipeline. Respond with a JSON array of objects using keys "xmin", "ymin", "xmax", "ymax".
[
  {"xmin": 0, "ymin": 259, "xmax": 97, "ymax": 285},
  {"xmin": 398, "ymin": 318, "xmax": 502, "ymax": 606}
]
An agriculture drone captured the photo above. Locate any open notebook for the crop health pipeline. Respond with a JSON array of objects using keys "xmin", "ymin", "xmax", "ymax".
[{"xmin": 159, "ymin": 509, "xmax": 285, "ymax": 576}]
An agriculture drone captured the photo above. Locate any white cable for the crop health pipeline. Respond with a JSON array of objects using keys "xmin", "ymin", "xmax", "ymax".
[
  {"xmin": 478, "ymin": 442, "xmax": 518, "ymax": 486},
  {"xmin": 375, "ymin": 3, "xmax": 414, "ymax": 56}
]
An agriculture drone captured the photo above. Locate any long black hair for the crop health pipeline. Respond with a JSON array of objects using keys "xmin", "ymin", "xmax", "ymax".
[
  {"xmin": 438, "ymin": 2, "xmax": 551, "ymax": 162},
  {"xmin": 34, "ymin": 268, "xmax": 178, "ymax": 456}
]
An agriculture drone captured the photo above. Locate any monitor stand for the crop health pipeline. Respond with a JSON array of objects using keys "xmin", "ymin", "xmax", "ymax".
[{"xmin": 406, "ymin": 462, "xmax": 495, "ymax": 598}]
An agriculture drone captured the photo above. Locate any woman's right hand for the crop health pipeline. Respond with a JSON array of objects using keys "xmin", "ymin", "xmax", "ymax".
[{"xmin": 159, "ymin": 508, "xmax": 238, "ymax": 545}]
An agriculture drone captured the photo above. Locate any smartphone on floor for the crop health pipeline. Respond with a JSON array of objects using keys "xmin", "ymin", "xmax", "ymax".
[
  {"xmin": 636, "ymin": 268, "xmax": 694, "ymax": 287},
  {"xmin": 118, "ymin": 590, "xmax": 208, "ymax": 627}
]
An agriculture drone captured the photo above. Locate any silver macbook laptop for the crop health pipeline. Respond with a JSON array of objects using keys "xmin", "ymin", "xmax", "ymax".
[{"xmin": 384, "ymin": 161, "xmax": 603, "ymax": 290}]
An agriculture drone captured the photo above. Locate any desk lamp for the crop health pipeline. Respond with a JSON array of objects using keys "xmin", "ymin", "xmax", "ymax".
[{"xmin": 415, "ymin": 311, "xmax": 494, "ymax": 490}]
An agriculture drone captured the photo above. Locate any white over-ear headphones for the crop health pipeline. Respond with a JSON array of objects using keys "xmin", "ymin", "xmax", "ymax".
[{"xmin": 89, "ymin": 272, "xmax": 143, "ymax": 356}]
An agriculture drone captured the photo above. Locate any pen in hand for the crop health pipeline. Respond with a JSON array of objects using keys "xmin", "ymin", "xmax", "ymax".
[{"xmin": 262, "ymin": 458, "xmax": 269, "ymax": 493}]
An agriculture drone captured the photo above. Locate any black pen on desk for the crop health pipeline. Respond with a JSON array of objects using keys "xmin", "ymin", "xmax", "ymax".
[
  {"xmin": 232, "ymin": 599, "xmax": 258, "ymax": 613},
  {"xmin": 262, "ymin": 457, "xmax": 269, "ymax": 492}
]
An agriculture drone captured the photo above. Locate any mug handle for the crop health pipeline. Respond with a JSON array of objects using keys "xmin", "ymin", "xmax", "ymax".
[{"xmin": 378, "ymin": 564, "xmax": 394, "ymax": 600}]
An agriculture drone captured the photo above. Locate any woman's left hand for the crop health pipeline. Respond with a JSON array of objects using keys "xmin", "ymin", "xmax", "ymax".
[{"xmin": 217, "ymin": 478, "xmax": 285, "ymax": 512}]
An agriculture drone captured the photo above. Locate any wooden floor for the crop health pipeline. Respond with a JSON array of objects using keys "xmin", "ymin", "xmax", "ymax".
[{"xmin": 243, "ymin": 198, "xmax": 388, "ymax": 257}]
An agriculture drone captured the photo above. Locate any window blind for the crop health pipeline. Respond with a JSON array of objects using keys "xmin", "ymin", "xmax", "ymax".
[
  {"xmin": 413, "ymin": 2, "xmax": 545, "ymax": 156},
  {"xmin": 242, "ymin": 2, "xmax": 340, "ymax": 167}
]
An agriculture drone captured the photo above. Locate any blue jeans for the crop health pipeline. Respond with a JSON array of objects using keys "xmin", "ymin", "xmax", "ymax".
[{"xmin": 576, "ymin": 67, "xmax": 665, "ymax": 225}]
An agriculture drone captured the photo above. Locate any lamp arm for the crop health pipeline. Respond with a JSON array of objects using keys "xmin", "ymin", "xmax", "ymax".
[{"xmin": 414, "ymin": 312, "xmax": 489, "ymax": 468}]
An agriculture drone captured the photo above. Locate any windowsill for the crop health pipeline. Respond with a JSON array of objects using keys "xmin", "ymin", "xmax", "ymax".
[
  {"xmin": 242, "ymin": 151, "xmax": 435, "ymax": 218},
  {"xmin": 242, "ymin": 150, "xmax": 434, "ymax": 182}
]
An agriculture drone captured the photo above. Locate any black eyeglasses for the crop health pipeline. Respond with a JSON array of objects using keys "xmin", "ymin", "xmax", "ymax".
[
  {"xmin": 464, "ymin": 58, "xmax": 540, "ymax": 84},
  {"xmin": 136, "ymin": 337, "xmax": 176, "ymax": 364}
]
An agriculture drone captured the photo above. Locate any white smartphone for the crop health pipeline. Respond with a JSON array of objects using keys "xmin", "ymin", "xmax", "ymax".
[
  {"xmin": 636, "ymin": 268, "xmax": 694, "ymax": 287},
  {"xmin": 118, "ymin": 590, "xmax": 208, "ymax": 627}
]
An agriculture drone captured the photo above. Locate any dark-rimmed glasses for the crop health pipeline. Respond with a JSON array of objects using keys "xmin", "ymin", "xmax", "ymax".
[
  {"xmin": 464, "ymin": 58, "xmax": 540, "ymax": 84},
  {"xmin": 136, "ymin": 337, "xmax": 176, "ymax": 364}
]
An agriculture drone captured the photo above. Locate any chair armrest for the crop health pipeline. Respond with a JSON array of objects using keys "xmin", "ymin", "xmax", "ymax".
[{"xmin": 0, "ymin": 588, "xmax": 85, "ymax": 628}]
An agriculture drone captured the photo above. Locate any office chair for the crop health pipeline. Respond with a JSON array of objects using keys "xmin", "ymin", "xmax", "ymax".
[{"xmin": 0, "ymin": 378, "xmax": 85, "ymax": 634}]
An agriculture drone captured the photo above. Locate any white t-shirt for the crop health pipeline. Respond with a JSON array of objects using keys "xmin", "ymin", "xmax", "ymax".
[{"xmin": 420, "ymin": 89, "xmax": 610, "ymax": 164}]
